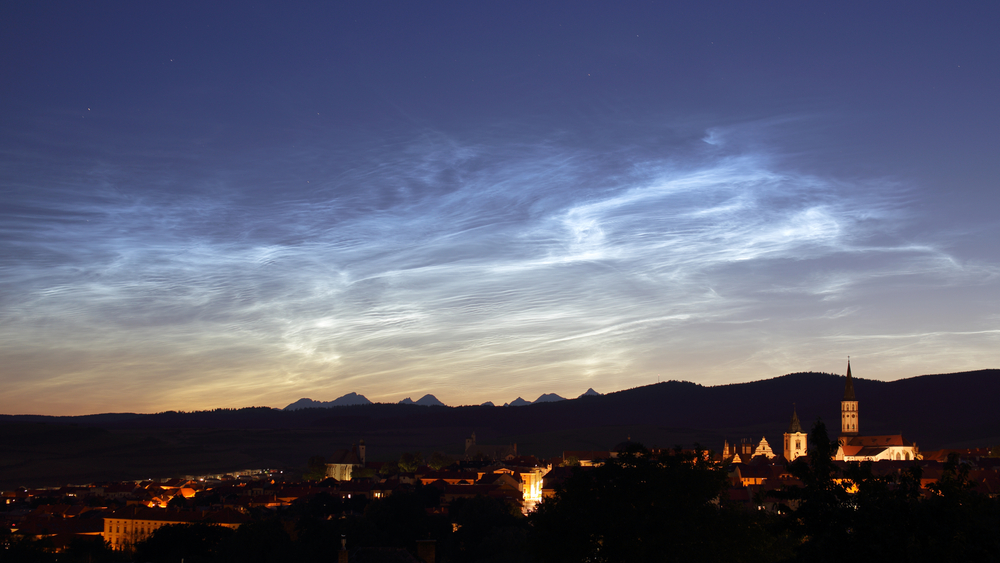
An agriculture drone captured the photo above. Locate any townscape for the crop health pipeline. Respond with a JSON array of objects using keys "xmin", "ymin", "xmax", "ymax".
[
  {"xmin": 3, "ymin": 364, "xmax": 999, "ymax": 562},
  {"xmin": 6, "ymin": 2, "xmax": 1000, "ymax": 562}
]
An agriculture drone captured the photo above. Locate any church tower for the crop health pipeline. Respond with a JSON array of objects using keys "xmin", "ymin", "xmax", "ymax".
[
  {"xmin": 783, "ymin": 405, "xmax": 808, "ymax": 462},
  {"xmin": 841, "ymin": 360, "xmax": 859, "ymax": 436}
]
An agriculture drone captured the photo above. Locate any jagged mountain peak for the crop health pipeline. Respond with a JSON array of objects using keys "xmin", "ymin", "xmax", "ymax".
[
  {"xmin": 399, "ymin": 394, "xmax": 446, "ymax": 406},
  {"xmin": 415, "ymin": 394, "xmax": 446, "ymax": 407},
  {"xmin": 283, "ymin": 392, "xmax": 372, "ymax": 411},
  {"xmin": 533, "ymin": 393, "xmax": 567, "ymax": 403}
]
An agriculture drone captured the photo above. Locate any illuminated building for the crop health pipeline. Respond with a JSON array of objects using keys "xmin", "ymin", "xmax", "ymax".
[
  {"xmin": 783, "ymin": 406, "xmax": 808, "ymax": 462},
  {"xmin": 102, "ymin": 506, "xmax": 247, "ymax": 550},
  {"xmin": 834, "ymin": 361, "xmax": 919, "ymax": 462},
  {"xmin": 325, "ymin": 440, "xmax": 366, "ymax": 481}
]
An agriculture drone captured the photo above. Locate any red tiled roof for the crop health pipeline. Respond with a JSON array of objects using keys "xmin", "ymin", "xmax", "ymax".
[{"xmin": 841, "ymin": 435, "xmax": 913, "ymax": 448}]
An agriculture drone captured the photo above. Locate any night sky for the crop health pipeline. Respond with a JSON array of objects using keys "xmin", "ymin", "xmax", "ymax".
[{"xmin": 2, "ymin": 2, "xmax": 998, "ymax": 415}]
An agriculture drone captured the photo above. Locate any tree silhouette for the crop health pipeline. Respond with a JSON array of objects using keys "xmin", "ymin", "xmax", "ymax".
[{"xmin": 531, "ymin": 443, "xmax": 788, "ymax": 562}]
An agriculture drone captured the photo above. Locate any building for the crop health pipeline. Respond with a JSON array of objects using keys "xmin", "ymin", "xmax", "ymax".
[
  {"xmin": 841, "ymin": 360, "xmax": 859, "ymax": 436},
  {"xmin": 326, "ymin": 440, "xmax": 366, "ymax": 481},
  {"xmin": 102, "ymin": 506, "xmax": 247, "ymax": 550},
  {"xmin": 783, "ymin": 406, "xmax": 808, "ymax": 462},
  {"xmin": 752, "ymin": 436, "xmax": 776, "ymax": 459},
  {"xmin": 464, "ymin": 432, "xmax": 517, "ymax": 461},
  {"xmin": 834, "ymin": 361, "xmax": 919, "ymax": 462},
  {"xmin": 722, "ymin": 438, "xmax": 769, "ymax": 463}
]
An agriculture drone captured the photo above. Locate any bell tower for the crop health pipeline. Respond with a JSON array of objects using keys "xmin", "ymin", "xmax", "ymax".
[
  {"xmin": 841, "ymin": 359, "xmax": 858, "ymax": 436},
  {"xmin": 783, "ymin": 405, "xmax": 808, "ymax": 462}
]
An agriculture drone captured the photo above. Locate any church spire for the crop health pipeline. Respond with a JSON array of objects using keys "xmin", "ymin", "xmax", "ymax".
[
  {"xmin": 787, "ymin": 404, "xmax": 802, "ymax": 433},
  {"xmin": 843, "ymin": 359, "xmax": 856, "ymax": 401},
  {"xmin": 783, "ymin": 403, "xmax": 808, "ymax": 462},
  {"xmin": 841, "ymin": 359, "xmax": 859, "ymax": 436}
]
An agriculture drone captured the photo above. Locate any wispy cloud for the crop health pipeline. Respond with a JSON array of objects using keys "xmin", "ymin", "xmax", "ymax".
[{"xmin": 1, "ymin": 121, "xmax": 996, "ymax": 414}]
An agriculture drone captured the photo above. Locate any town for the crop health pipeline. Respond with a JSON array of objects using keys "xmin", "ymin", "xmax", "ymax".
[{"xmin": 3, "ymin": 364, "xmax": 999, "ymax": 562}]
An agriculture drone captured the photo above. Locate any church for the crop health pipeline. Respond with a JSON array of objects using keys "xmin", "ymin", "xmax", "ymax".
[
  {"xmin": 833, "ymin": 361, "xmax": 919, "ymax": 462},
  {"xmin": 726, "ymin": 361, "xmax": 919, "ymax": 464}
]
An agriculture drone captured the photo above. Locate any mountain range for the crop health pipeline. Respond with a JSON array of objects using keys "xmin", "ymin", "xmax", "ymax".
[
  {"xmin": 283, "ymin": 392, "xmax": 373, "ymax": 410},
  {"xmin": 397, "ymin": 395, "xmax": 446, "ymax": 407},
  {"xmin": 283, "ymin": 388, "xmax": 602, "ymax": 410}
]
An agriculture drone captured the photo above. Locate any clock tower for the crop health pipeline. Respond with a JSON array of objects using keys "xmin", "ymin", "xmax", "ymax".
[
  {"xmin": 841, "ymin": 360, "xmax": 859, "ymax": 436},
  {"xmin": 783, "ymin": 405, "xmax": 808, "ymax": 462}
]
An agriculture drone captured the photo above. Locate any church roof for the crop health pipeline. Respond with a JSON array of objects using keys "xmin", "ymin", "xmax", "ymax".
[
  {"xmin": 328, "ymin": 449, "xmax": 362, "ymax": 465},
  {"xmin": 841, "ymin": 434, "xmax": 913, "ymax": 448},
  {"xmin": 787, "ymin": 406, "xmax": 803, "ymax": 433},
  {"xmin": 843, "ymin": 360, "xmax": 856, "ymax": 401}
]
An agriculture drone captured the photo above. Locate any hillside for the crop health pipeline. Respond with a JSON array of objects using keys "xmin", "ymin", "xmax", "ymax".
[{"xmin": 2, "ymin": 369, "xmax": 997, "ymax": 488}]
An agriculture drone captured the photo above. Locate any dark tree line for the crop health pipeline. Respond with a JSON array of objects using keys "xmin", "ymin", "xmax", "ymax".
[{"xmin": 531, "ymin": 444, "xmax": 790, "ymax": 563}]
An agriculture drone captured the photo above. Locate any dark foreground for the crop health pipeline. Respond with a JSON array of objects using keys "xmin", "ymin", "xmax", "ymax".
[{"xmin": 4, "ymin": 422, "xmax": 1000, "ymax": 563}]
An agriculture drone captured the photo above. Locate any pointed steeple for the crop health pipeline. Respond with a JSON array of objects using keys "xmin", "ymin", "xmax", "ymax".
[
  {"xmin": 787, "ymin": 405, "xmax": 802, "ymax": 433},
  {"xmin": 843, "ymin": 359, "xmax": 856, "ymax": 401}
]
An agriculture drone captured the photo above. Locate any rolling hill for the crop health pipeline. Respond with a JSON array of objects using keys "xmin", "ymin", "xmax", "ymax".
[{"xmin": 2, "ymin": 369, "xmax": 997, "ymax": 488}]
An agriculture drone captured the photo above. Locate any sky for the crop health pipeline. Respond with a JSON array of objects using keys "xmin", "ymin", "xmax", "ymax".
[{"xmin": 2, "ymin": 2, "xmax": 998, "ymax": 415}]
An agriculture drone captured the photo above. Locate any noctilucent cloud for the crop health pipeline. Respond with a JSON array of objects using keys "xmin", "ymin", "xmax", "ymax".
[{"xmin": 2, "ymin": 2, "xmax": 998, "ymax": 415}]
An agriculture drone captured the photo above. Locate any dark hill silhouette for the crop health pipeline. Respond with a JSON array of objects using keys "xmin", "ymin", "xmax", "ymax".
[{"xmin": 2, "ymin": 369, "xmax": 997, "ymax": 488}]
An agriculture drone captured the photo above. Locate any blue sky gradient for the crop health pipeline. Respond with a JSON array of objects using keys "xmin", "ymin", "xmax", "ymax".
[{"xmin": 2, "ymin": 2, "xmax": 998, "ymax": 414}]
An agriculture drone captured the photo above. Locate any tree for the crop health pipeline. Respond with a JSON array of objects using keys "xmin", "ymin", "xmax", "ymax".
[
  {"xmin": 769, "ymin": 419, "xmax": 851, "ymax": 562},
  {"xmin": 217, "ymin": 518, "xmax": 295, "ymax": 563},
  {"xmin": 0, "ymin": 528, "xmax": 57, "ymax": 563},
  {"xmin": 918, "ymin": 453, "xmax": 1000, "ymax": 560},
  {"xmin": 352, "ymin": 466, "xmax": 376, "ymax": 479},
  {"xmin": 531, "ymin": 443, "xmax": 783, "ymax": 562},
  {"xmin": 378, "ymin": 460, "xmax": 400, "ymax": 476},
  {"xmin": 361, "ymin": 488, "xmax": 445, "ymax": 550},
  {"xmin": 428, "ymin": 451, "xmax": 451, "ymax": 470},
  {"xmin": 766, "ymin": 420, "xmax": 1000, "ymax": 562},
  {"xmin": 302, "ymin": 455, "xmax": 327, "ymax": 481},
  {"xmin": 398, "ymin": 451, "xmax": 423, "ymax": 472},
  {"xmin": 134, "ymin": 523, "xmax": 235, "ymax": 563},
  {"xmin": 448, "ymin": 495, "xmax": 528, "ymax": 563}
]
